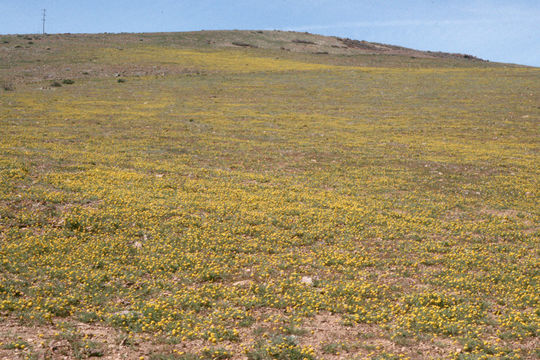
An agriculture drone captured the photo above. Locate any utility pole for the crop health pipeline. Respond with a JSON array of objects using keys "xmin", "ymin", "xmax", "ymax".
[{"xmin": 42, "ymin": 9, "xmax": 46, "ymax": 34}]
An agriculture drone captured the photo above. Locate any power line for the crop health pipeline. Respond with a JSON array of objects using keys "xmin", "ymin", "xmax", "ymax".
[{"xmin": 42, "ymin": 9, "xmax": 46, "ymax": 35}]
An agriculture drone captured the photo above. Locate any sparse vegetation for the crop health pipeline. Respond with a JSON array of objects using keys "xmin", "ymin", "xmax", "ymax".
[
  {"xmin": 292, "ymin": 39, "xmax": 316, "ymax": 45},
  {"xmin": 232, "ymin": 41, "xmax": 257, "ymax": 48},
  {"xmin": 1, "ymin": 81, "xmax": 14, "ymax": 91}
]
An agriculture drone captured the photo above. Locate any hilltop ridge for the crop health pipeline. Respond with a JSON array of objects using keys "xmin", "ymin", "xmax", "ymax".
[
  {"xmin": 0, "ymin": 29, "xmax": 520, "ymax": 90},
  {"xmin": 151, "ymin": 30, "xmax": 485, "ymax": 61}
]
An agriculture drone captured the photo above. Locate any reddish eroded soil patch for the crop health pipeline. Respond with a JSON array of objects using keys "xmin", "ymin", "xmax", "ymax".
[
  {"xmin": 0, "ymin": 318, "xmax": 147, "ymax": 359},
  {"xmin": 298, "ymin": 313, "xmax": 461, "ymax": 360},
  {"xmin": 0, "ymin": 312, "xmax": 464, "ymax": 360},
  {"xmin": 337, "ymin": 37, "xmax": 483, "ymax": 60}
]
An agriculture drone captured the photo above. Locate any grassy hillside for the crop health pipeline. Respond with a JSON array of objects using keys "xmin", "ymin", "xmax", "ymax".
[{"xmin": 0, "ymin": 31, "xmax": 539, "ymax": 359}]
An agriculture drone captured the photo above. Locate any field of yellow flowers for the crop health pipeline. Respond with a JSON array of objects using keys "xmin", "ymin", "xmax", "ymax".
[{"xmin": 0, "ymin": 32, "xmax": 539, "ymax": 359}]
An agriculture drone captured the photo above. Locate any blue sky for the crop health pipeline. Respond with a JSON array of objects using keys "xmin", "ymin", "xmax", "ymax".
[{"xmin": 1, "ymin": 1, "xmax": 539, "ymax": 66}]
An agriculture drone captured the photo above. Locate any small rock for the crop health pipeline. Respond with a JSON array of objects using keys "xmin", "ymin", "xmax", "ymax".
[
  {"xmin": 50, "ymin": 339, "xmax": 70, "ymax": 354},
  {"xmin": 233, "ymin": 280, "xmax": 253, "ymax": 287},
  {"xmin": 300, "ymin": 276, "xmax": 313, "ymax": 286},
  {"xmin": 88, "ymin": 348, "xmax": 104, "ymax": 357},
  {"xmin": 114, "ymin": 310, "xmax": 139, "ymax": 317}
]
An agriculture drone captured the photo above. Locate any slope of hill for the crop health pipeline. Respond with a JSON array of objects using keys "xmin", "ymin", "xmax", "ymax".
[
  {"xmin": 0, "ymin": 30, "xmax": 510, "ymax": 89},
  {"xmin": 142, "ymin": 30, "xmax": 486, "ymax": 60},
  {"xmin": 0, "ymin": 31, "xmax": 538, "ymax": 360}
]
